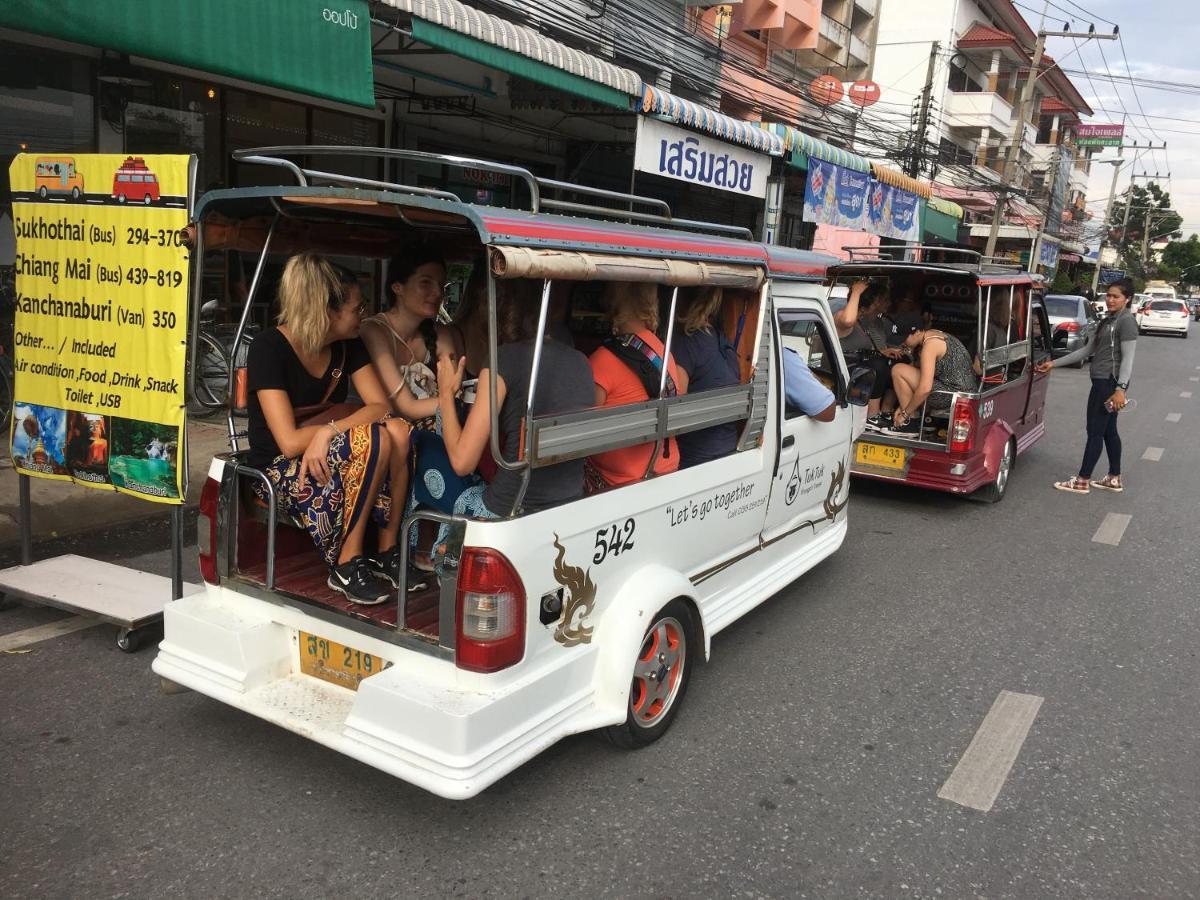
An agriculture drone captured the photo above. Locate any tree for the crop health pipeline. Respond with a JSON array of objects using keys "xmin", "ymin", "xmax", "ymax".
[
  {"xmin": 1108, "ymin": 182, "xmax": 1183, "ymax": 280},
  {"xmin": 1160, "ymin": 234, "xmax": 1200, "ymax": 290}
]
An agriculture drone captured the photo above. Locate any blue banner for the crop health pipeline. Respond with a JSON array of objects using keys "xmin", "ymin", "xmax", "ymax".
[
  {"xmin": 805, "ymin": 158, "xmax": 923, "ymax": 242},
  {"xmin": 867, "ymin": 181, "xmax": 922, "ymax": 242},
  {"xmin": 804, "ymin": 159, "xmax": 869, "ymax": 230}
]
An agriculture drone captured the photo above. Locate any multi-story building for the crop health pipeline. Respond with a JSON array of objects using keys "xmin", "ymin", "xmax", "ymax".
[{"xmin": 872, "ymin": 0, "xmax": 1094, "ymax": 265}]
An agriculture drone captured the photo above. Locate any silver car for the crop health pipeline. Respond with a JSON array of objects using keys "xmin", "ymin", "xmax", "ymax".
[{"xmin": 1044, "ymin": 294, "xmax": 1099, "ymax": 365}]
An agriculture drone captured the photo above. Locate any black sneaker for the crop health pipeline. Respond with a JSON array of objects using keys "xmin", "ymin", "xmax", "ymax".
[
  {"xmin": 327, "ymin": 557, "xmax": 391, "ymax": 606},
  {"xmin": 881, "ymin": 418, "xmax": 922, "ymax": 438},
  {"xmin": 864, "ymin": 412, "xmax": 889, "ymax": 431},
  {"xmin": 368, "ymin": 547, "xmax": 428, "ymax": 593}
]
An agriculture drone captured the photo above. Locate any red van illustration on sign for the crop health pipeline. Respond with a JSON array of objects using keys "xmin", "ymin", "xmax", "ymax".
[{"xmin": 112, "ymin": 157, "xmax": 161, "ymax": 205}]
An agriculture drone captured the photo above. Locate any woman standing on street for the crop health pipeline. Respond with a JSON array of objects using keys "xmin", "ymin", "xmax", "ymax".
[{"xmin": 1036, "ymin": 278, "xmax": 1138, "ymax": 494}]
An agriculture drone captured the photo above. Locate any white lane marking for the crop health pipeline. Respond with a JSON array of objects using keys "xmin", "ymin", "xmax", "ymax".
[
  {"xmin": 1190, "ymin": 377, "xmax": 1199, "ymax": 382},
  {"xmin": 938, "ymin": 690, "xmax": 1044, "ymax": 812},
  {"xmin": 1093, "ymin": 513, "xmax": 1132, "ymax": 546},
  {"xmin": 1182, "ymin": 392, "xmax": 1193, "ymax": 399},
  {"xmin": 1166, "ymin": 413, "xmax": 1182, "ymax": 423},
  {"xmin": 0, "ymin": 616, "xmax": 101, "ymax": 652},
  {"xmin": 1142, "ymin": 447, "xmax": 1164, "ymax": 461}
]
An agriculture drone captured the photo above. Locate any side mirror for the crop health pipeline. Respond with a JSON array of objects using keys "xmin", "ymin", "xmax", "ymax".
[{"xmin": 846, "ymin": 364, "xmax": 876, "ymax": 407}]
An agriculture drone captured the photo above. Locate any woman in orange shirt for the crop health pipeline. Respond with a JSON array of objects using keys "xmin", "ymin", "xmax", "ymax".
[{"xmin": 586, "ymin": 282, "xmax": 683, "ymax": 490}]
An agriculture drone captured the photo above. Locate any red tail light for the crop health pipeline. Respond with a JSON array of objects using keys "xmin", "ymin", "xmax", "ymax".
[
  {"xmin": 950, "ymin": 398, "xmax": 975, "ymax": 453},
  {"xmin": 456, "ymin": 548, "xmax": 525, "ymax": 673},
  {"xmin": 1056, "ymin": 320, "xmax": 1080, "ymax": 333},
  {"xmin": 197, "ymin": 477, "xmax": 220, "ymax": 585}
]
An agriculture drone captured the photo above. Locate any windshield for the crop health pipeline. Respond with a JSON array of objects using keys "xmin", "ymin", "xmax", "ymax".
[
  {"xmin": 1150, "ymin": 300, "xmax": 1185, "ymax": 311},
  {"xmin": 1045, "ymin": 296, "xmax": 1081, "ymax": 317}
]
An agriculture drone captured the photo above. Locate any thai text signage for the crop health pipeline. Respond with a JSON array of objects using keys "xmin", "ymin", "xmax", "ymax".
[
  {"xmin": 1075, "ymin": 124, "xmax": 1124, "ymax": 147},
  {"xmin": 8, "ymin": 154, "xmax": 192, "ymax": 504},
  {"xmin": 634, "ymin": 117, "xmax": 769, "ymax": 198},
  {"xmin": 804, "ymin": 159, "xmax": 923, "ymax": 242}
]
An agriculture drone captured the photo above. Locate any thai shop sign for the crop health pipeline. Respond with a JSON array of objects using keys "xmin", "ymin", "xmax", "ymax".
[
  {"xmin": 8, "ymin": 154, "xmax": 193, "ymax": 504},
  {"xmin": 634, "ymin": 117, "xmax": 770, "ymax": 198},
  {"xmin": 1075, "ymin": 124, "xmax": 1124, "ymax": 147},
  {"xmin": 1038, "ymin": 235, "xmax": 1061, "ymax": 268},
  {"xmin": 0, "ymin": 0, "xmax": 374, "ymax": 109},
  {"xmin": 804, "ymin": 158, "xmax": 923, "ymax": 242}
]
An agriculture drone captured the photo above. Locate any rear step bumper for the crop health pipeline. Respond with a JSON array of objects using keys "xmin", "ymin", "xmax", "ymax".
[{"xmin": 152, "ymin": 589, "xmax": 602, "ymax": 799}]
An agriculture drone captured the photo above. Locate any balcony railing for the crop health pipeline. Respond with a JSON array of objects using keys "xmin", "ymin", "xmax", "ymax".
[{"xmin": 945, "ymin": 90, "xmax": 1014, "ymax": 136}]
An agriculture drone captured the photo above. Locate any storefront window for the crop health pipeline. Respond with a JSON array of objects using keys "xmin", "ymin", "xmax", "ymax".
[
  {"xmin": 310, "ymin": 109, "xmax": 382, "ymax": 182},
  {"xmin": 225, "ymin": 92, "xmax": 307, "ymax": 187}
]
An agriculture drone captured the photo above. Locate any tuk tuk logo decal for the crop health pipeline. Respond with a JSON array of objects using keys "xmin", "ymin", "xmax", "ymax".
[
  {"xmin": 784, "ymin": 462, "xmax": 827, "ymax": 506},
  {"xmin": 822, "ymin": 459, "xmax": 849, "ymax": 521},
  {"xmin": 551, "ymin": 535, "xmax": 597, "ymax": 647}
]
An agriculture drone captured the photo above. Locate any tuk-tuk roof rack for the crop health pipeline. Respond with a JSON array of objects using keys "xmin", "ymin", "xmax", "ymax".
[
  {"xmin": 230, "ymin": 145, "xmax": 754, "ymax": 240},
  {"xmin": 840, "ymin": 245, "xmax": 1025, "ymax": 274}
]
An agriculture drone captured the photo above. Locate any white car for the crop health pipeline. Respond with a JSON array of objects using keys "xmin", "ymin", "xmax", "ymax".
[{"xmin": 1137, "ymin": 299, "xmax": 1190, "ymax": 338}]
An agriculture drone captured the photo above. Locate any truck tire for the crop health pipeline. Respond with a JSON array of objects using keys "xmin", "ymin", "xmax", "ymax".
[
  {"xmin": 603, "ymin": 599, "xmax": 696, "ymax": 749},
  {"xmin": 971, "ymin": 437, "xmax": 1014, "ymax": 504}
]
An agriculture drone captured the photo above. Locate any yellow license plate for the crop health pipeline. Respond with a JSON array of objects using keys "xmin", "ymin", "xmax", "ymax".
[
  {"xmin": 298, "ymin": 631, "xmax": 388, "ymax": 691},
  {"xmin": 855, "ymin": 441, "xmax": 908, "ymax": 471}
]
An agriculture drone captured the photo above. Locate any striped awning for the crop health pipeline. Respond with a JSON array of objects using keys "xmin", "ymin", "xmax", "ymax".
[
  {"xmin": 927, "ymin": 195, "xmax": 964, "ymax": 219},
  {"xmin": 869, "ymin": 163, "xmax": 933, "ymax": 199},
  {"xmin": 762, "ymin": 123, "xmax": 870, "ymax": 173},
  {"xmin": 641, "ymin": 86, "xmax": 784, "ymax": 155},
  {"xmin": 380, "ymin": 0, "xmax": 642, "ymax": 98}
]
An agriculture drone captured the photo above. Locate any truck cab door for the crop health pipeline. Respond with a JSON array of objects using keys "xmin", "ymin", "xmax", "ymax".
[
  {"xmin": 1024, "ymin": 297, "xmax": 1053, "ymax": 424},
  {"xmin": 760, "ymin": 290, "xmax": 852, "ymax": 546}
]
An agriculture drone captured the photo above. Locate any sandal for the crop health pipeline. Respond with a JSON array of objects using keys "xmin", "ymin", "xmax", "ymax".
[
  {"xmin": 1092, "ymin": 474, "xmax": 1123, "ymax": 493},
  {"xmin": 1053, "ymin": 476, "xmax": 1091, "ymax": 494}
]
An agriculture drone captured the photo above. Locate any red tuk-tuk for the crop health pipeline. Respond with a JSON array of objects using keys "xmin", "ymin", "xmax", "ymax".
[{"xmin": 836, "ymin": 250, "xmax": 1052, "ymax": 502}]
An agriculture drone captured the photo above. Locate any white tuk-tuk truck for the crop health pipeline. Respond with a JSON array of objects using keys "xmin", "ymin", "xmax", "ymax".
[{"xmin": 154, "ymin": 147, "xmax": 873, "ymax": 798}]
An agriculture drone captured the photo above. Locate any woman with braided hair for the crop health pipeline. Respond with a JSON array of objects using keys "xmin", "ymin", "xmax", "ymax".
[
  {"xmin": 362, "ymin": 245, "xmax": 467, "ymax": 569},
  {"xmin": 360, "ymin": 244, "xmax": 465, "ymax": 430}
]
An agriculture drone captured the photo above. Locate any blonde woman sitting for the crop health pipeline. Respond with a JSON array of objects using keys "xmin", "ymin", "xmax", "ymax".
[{"xmin": 246, "ymin": 254, "xmax": 413, "ymax": 606}]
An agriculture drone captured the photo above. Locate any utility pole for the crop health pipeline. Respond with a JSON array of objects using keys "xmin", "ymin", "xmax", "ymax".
[
  {"xmin": 1030, "ymin": 143, "xmax": 1062, "ymax": 273},
  {"xmin": 1117, "ymin": 170, "xmax": 1163, "ymax": 258},
  {"xmin": 1141, "ymin": 205, "xmax": 1153, "ymax": 267},
  {"xmin": 1090, "ymin": 156, "xmax": 1124, "ymax": 295},
  {"xmin": 983, "ymin": 9, "xmax": 1118, "ymax": 258},
  {"xmin": 907, "ymin": 40, "xmax": 940, "ymax": 178}
]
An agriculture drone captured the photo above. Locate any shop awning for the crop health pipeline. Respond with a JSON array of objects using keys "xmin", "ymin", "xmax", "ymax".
[
  {"xmin": 928, "ymin": 195, "xmax": 965, "ymax": 219},
  {"xmin": 641, "ymin": 87, "xmax": 783, "ymax": 155},
  {"xmin": 870, "ymin": 163, "xmax": 932, "ymax": 199},
  {"xmin": 0, "ymin": 0, "xmax": 375, "ymax": 108},
  {"xmin": 764, "ymin": 123, "xmax": 870, "ymax": 172},
  {"xmin": 381, "ymin": 0, "xmax": 641, "ymax": 109}
]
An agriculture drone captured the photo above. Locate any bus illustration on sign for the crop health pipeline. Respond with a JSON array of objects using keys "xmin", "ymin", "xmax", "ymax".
[
  {"xmin": 112, "ymin": 157, "xmax": 161, "ymax": 205},
  {"xmin": 34, "ymin": 157, "xmax": 84, "ymax": 200}
]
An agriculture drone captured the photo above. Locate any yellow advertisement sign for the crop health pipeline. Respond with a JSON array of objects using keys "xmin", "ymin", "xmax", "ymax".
[{"xmin": 9, "ymin": 153, "xmax": 193, "ymax": 504}]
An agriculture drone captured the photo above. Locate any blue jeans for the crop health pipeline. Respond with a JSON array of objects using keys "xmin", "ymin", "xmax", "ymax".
[{"xmin": 1079, "ymin": 377, "xmax": 1121, "ymax": 479}]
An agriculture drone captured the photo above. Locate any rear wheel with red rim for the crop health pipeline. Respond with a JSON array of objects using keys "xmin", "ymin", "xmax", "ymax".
[{"xmin": 604, "ymin": 599, "xmax": 695, "ymax": 749}]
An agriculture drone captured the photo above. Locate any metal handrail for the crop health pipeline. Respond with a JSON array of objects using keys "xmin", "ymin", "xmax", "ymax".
[
  {"xmin": 230, "ymin": 145, "xmax": 757, "ymax": 239},
  {"xmin": 396, "ymin": 509, "xmax": 461, "ymax": 652},
  {"xmin": 232, "ymin": 463, "xmax": 278, "ymax": 590},
  {"xmin": 232, "ymin": 145, "xmax": 542, "ymax": 209}
]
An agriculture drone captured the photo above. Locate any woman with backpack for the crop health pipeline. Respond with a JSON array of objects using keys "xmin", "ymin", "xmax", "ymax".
[{"xmin": 586, "ymin": 281, "xmax": 683, "ymax": 491}]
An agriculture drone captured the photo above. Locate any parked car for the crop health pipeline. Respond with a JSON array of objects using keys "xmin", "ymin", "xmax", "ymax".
[
  {"xmin": 1044, "ymin": 294, "xmax": 1098, "ymax": 364},
  {"xmin": 1137, "ymin": 299, "xmax": 1190, "ymax": 338}
]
